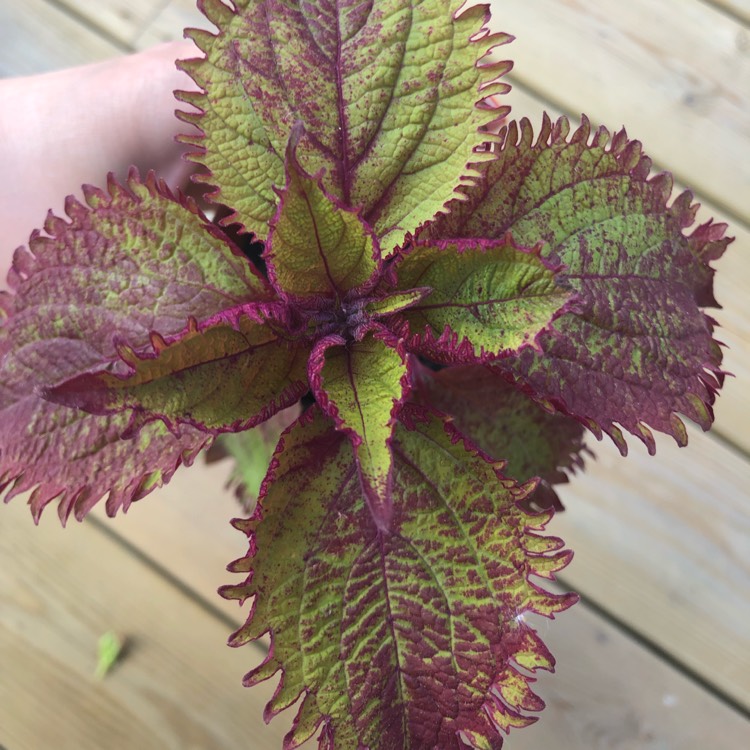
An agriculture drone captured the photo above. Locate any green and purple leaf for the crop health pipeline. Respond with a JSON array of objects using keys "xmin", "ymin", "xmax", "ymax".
[
  {"xmin": 0, "ymin": 171, "xmax": 264, "ymax": 521},
  {"xmin": 222, "ymin": 406, "xmax": 576, "ymax": 749},
  {"xmin": 413, "ymin": 362, "xmax": 589, "ymax": 510},
  {"xmin": 308, "ymin": 333, "xmax": 408, "ymax": 529},
  {"xmin": 47, "ymin": 315, "xmax": 309, "ymax": 436},
  {"xmin": 364, "ymin": 287, "xmax": 432, "ymax": 318},
  {"xmin": 389, "ymin": 237, "xmax": 574, "ymax": 363},
  {"xmin": 425, "ymin": 116, "xmax": 730, "ymax": 452},
  {"xmin": 177, "ymin": 0, "xmax": 512, "ymax": 246},
  {"xmin": 264, "ymin": 136, "xmax": 379, "ymax": 300}
]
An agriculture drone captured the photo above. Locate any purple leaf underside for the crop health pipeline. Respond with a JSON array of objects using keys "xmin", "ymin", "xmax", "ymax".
[{"xmin": 413, "ymin": 362, "xmax": 589, "ymax": 510}]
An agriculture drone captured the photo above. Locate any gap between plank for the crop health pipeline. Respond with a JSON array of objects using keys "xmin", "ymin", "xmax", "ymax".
[
  {"xmin": 88, "ymin": 512, "xmax": 268, "ymax": 664},
  {"xmin": 91, "ymin": 502, "xmax": 749, "ymax": 723},
  {"xmin": 44, "ymin": 0, "xmax": 133, "ymax": 53},
  {"xmin": 134, "ymin": 0, "xmax": 174, "ymax": 47},
  {"xmin": 697, "ymin": 0, "xmax": 750, "ymax": 27},
  {"xmin": 556, "ymin": 572, "xmax": 750, "ymax": 721}
]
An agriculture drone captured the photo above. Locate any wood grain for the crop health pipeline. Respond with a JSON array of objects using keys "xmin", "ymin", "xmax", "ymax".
[
  {"xmin": 493, "ymin": 0, "xmax": 750, "ymax": 224},
  {"xmin": 709, "ymin": 0, "xmax": 750, "ymax": 24},
  {"xmin": 8, "ymin": 472, "xmax": 748, "ymax": 749},
  {"xmin": 509, "ymin": 594, "xmax": 750, "ymax": 750},
  {"xmin": 52, "ymin": 0, "xmax": 163, "ymax": 46},
  {"xmin": 133, "ymin": 0, "xmax": 206, "ymax": 48},
  {"xmin": 90, "ymin": 413, "xmax": 750, "ymax": 711},
  {"xmin": 0, "ymin": 0, "xmax": 120, "ymax": 77},
  {"xmin": 0, "ymin": 499, "xmax": 298, "ymax": 750},
  {"xmin": 78, "ymin": 464, "xmax": 743, "ymax": 746},
  {"xmin": 556, "ymin": 427, "xmax": 750, "ymax": 709}
]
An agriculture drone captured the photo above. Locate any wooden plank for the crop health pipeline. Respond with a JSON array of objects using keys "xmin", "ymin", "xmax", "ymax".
[
  {"xmin": 92, "ymin": 459, "xmax": 250, "ymax": 622},
  {"xmin": 710, "ymin": 0, "xmax": 750, "ymax": 24},
  {"xmin": 502, "ymin": 86, "xmax": 750, "ymax": 454},
  {"xmin": 556, "ymin": 426, "xmax": 750, "ymax": 709},
  {"xmin": 133, "ymin": 0, "xmax": 206, "ymax": 48},
  {"xmin": 492, "ymin": 0, "xmax": 750, "ymax": 224},
  {"xmin": 0, "ymin": 0, "xmax": 121, "ymax": 77},
  {"xmin": 88, "ymin": 416, "xmax": 750, "ymax": 708},
  {"xmin": 52, "ymin": 0, "xmax": 164, "ymax": 46},
  {"xmin": 701, "ymin": 210, "xmax": 750, "ymax": 450},
  {"xmin": 5, "ymin": 478, "xmax": 750, "ymax": 750},
  {"xmin": 509, "ymin": 599, "xmax": 750, "ymax": 749},
  {"xmin": 0, "ymin": 497, "xmax": 306, "ymax": 750}
]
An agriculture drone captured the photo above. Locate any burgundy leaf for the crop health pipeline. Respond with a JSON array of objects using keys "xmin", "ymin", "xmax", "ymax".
[
  {"xmin": 412, "ymin": 362, "xmax": 589, "ymax": 510},
  {"xmin": 424, "ymin": 116, "xmax": 731, "ymax": 453},
  {"xmin": 0, "ymin": 170, "xmax": 263, "ymax": 520}
]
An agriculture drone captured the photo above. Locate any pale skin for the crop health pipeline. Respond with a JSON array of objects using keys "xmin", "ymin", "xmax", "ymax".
[{"xmin": 0, "ymin": 41, "xmax": 198, "ymax": 287}]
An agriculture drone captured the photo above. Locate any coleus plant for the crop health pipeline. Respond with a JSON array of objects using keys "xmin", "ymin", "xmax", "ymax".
[{"xmin": 0, "ymin": 1, "xmax": 730, "ymax": 748}]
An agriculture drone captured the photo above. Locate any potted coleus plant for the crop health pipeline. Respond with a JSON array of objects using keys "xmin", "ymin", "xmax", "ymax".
[{"xmin": 0, "ymin": 1, "xmax": 729, "ymax": 748}]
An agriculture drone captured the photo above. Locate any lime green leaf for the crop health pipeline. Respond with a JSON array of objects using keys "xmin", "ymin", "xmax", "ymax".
[
  {"xmin": 178, "ymin": 0, "xmax": 512, "ymax": 245},
  {"xmin": 308, "ymin": 333, "xmax": 408, "ymax": 529},
  {"xmin": 47, "ymin": 316, "xmax": 309, "ymax": 435},
  {"xmin": 363, "ymin": 288, "xmax": 432, "ymax": 318},
  {"xmin": 265, "ymin": 137, "xmax": 379, "ymax": 299},
  {"xmin": 222, "ymin": 407, "xmax": 576, "ymax": 749},
  {"xmin": 392, "ymin": 237, "xmax": 573, "ymax": 363},
  {"xmin": 210, "ymin": 404, "xmax": 301, "ymax": 511},
  {"xmin": 95, "ymin": 631, "xmax": 124, "ymax": 679}
]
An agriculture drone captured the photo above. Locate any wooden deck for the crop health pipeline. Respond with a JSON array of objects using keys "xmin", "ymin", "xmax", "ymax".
[{"xmin": 1, "ymin": 1, "xmax": 748, "ymax": 748}]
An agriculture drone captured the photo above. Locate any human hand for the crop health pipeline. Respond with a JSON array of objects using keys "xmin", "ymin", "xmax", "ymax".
[{"xmin": 0, "ymin": 41, "xmax": 199, "ymax": 282}]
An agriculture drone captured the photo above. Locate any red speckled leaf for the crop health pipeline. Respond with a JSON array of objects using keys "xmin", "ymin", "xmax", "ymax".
[
  {"xmin": 0, "ymin": 171, "xmax": 265, "ymax": 521},
  {"xmin": 222, "ymin": 406, "xmax": 576, "ymax": 749},
  {"xmin": 264, "ymin": 136, "xmax": 379, "ymax": 300},
  {"xmin": 47, "ymin": 315, "xmax": 309, "ymax": 436},
  {"xmin": 389, "ymin": 236, "xmax": 574, "ymax": 363},
  {"xmin": 178, "ymin": 0, "xmax": 512, "ymax": 247},
  {"xmin": 413, "ymin": 362, "xmax": 589, "ymax": 511},
  {"xmin": 425, "ymin": 116, "xmax": 730, "ymax": 453},
  {"xmin": 308, "ymin": 332, "xmax": 408, "ymax": 529}
]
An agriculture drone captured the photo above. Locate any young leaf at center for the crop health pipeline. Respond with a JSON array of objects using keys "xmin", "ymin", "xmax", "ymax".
[
  {"xmin": 390, "ymin": 237, "xmax": 574, "ymax": 363},
  {"xmin": 264, "ymin": 134, "xmax": 379, "ymax": 300},
  {"xmin": 308, "ymin": 333, "xmax": 408, "ymax": 530}
]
